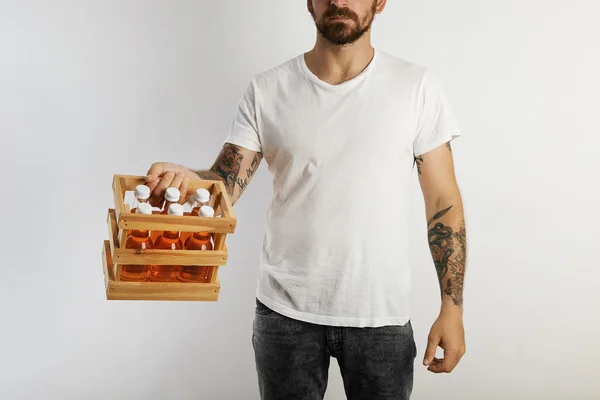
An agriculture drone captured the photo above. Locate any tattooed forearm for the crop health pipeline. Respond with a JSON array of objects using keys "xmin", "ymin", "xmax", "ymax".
[
  {"xmin": 196, "ymin": 143, "xmax": 263, "ymax": 202},
  {"xmin": 196, "ymin": 170, "xmax": 224, "ymax": 181},
  {"xmin": 210, "ymin": 143, "xmax": 243, "ymax": 197},
  {"xmin": 427, "ymin": 206, "xmax": 467, "ymax": 306},
  {"xmin": 414, "ymin": 155, "xmax": 424, "ymax": 175},
  {"xmin": 444, "ymin": 226, "xmax": 466, "ymax": 305}
]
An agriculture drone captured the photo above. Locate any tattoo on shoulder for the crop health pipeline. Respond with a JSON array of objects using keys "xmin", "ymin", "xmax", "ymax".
[{"xmin": 446, "ymin": 142, "xmax": 452, "ymax": 152}]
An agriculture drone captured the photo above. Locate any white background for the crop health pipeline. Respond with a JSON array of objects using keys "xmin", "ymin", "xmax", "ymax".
[{"xmin": 1, "ymin": 1, "xmax": 598, "ymax": 399}]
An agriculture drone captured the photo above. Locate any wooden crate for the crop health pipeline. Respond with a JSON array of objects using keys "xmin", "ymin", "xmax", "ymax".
[{"xmin": 101, "ymin": 174, "xmax": 236, "ymax": 301}]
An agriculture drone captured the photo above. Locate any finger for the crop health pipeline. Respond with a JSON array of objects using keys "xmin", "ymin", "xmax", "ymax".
[
  {"xmin": 427, "ymin": 357, "xmax": 445, "ymax": 373},
  {"xmin": 423, "ymin": 336, "xmax": 439, "ymax": 366},
  {"xmin": 179, "ymin": 176, "xmax": 190, "ymax": 204},
  {"xmin": 170, "ymin": 172, "xmax": 186, "ymax": 203},
  {"xmin": 428, "ymin": 352, "xmax": 460, "ymax": 374},
  {"xmin": 146, "ymin": 162, "xmax": 181, "ymax": 190},
  {"xmin": 146, "ymin": 178, "xmax": 160, "ymax": 196},
  {"xmin": 145, "ymin": 163, "xmax": 166, "ymax": 194},
  {"xmin": 171, "ymin": 171, "xmax": 184, "ymax": 191},
  {"xmin": 150, "ymin": 171, "xmax": 175, "ymax": 207},
  {"xmin": 440, "ymin": 349, "xmax": 461, "ymax": 373},
  {"xmin": 146, "ymin": 162, "xmax": 166, "ymax": 183}
]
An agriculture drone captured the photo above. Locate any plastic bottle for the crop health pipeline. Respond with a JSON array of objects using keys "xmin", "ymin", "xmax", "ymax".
[
  {"xmin": 178, "ymin": 206, "xmax": 215, "ymax": 283},
  {"xmin": 151, "ymin": 187, "xmax": 181, "ymax": 242},
  {"xmin": 190, "ymin": 188, "xmax": 211, "ymax": 216},
  {"xmin": 149, "ymin": 203, "xmax": 184, "ymax": 282},
  {"xmin": 120, "ymin": 203, "xmax": 153, "ymax": 281},
  {"xmin": 130, "ymin": 185, "xmax": 151, "ymax": 214},
  {"xmin": 160, "ymin": 187, "xmax": 181, "ymax": 215}
]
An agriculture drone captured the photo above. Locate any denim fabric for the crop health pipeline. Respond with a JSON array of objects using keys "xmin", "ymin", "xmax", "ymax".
[{"xmin": 252, "ymin": 298, "xmax": 417, "ymax": 400}]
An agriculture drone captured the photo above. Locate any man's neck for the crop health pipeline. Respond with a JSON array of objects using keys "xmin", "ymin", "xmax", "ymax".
[{"xmin": 304, "ymin": 35, "xmax": 375, "ymax": 85}]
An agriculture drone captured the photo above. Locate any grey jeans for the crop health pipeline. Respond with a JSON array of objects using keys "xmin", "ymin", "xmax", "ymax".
[{"xmin": 252, "ymin": 298, "xmax": 417, "ymax": 400}]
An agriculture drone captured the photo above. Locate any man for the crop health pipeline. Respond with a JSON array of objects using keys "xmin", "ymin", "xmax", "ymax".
[{"xmin": 145, "ymin": 0, "xmax": 467, "ymax": 398}]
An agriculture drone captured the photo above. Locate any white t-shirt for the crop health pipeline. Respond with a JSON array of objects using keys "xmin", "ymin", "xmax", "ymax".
[{"xmin": 224, "ymin": 49, "xmax": 461, "ymax": 327}]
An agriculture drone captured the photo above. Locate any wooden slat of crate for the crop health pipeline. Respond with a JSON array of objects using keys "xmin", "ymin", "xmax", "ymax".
[
  {"xmin": 209, "ymin": 266, "xmax": 219, "ymax": 283},
  {"xmin": 212, "ymin": 233, "xmax": 226, "ymax": 251},
  {"xmin": 216, "ymin": 180, "xmax": 234, "ymax": 219},
  {"xmin": 119, "ymin": 212, "xmax": 235, "ymax": 233},
  {"xmin": 106, "ymin": 208, "xmax": 120, "ymax": 260},
  {"xmin": 107, "ymin": 209, "xmax": 228, "ymax": 266},
  {"xmin": 102, "ymin": 240, "xmax": 220, "ymax": 301},
  {"xmin": 112, "ymin": 176, "xmax": 130, "ymax": 248},
  {"xmin": 102, "ymin": 239, "xmax": 115, "ymax": 291},
  {"xmin": 211, "ymin": 184, "xmax": 230, "ymax": 251},
  {"xmin": 106, "ymin": 209, "xmax": 122, "ymax": 280},
  {"xmin": 112, "ymin": 175, "xmax": 126, "ymax": 223},
  {"xmin": 210, "ymin": 189, "xmax": 222, "ymax": 215}
]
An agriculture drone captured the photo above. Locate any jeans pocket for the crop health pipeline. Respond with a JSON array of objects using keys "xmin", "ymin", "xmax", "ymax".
[{"xmin": 255, "ymin": 298, "xmax": 274, "ymax": 315}]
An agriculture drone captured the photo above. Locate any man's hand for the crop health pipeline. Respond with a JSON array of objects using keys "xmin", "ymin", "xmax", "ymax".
[
  {"xmin": 423, "ymin": 308, "xmax": 466, "ymax": 373},
  {"xmin": 144, "ymin": 144, "xmax": 264, "ymax": 208},
  {"xmin": 145, "ymin": 162, "xmax": 201, "ymax": 207}
]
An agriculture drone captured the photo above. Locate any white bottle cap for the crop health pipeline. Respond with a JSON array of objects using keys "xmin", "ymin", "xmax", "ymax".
[
  {"xmin": 136, "ymin": 203, "xmax": 153, "ymax": 215},
  {"xmin": 164, "ymin": 187, "xmax": 181, "ymax": 202},
  {"xmin": 194, "ymin": 188, "xmax": 211, "ymax": 203},
  {"xmin": 134, "ymin": 185, "xmax": 151, "ymax": 200},
  {"xmin": 168, "ymin": 203, "xmax": 184, "ymax": 216},
  {"xmin": 199, "ymin": 205, "xmax": 215, "ymax": 217}
]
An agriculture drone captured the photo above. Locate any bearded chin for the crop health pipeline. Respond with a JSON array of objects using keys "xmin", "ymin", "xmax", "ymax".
[
  {"xmin": 312, "ymin": 1, "xmax": 377, "ymax": 46},
  {"xmin": 317, "ymin": 20, "xmax": 372, "ymax": 46}
]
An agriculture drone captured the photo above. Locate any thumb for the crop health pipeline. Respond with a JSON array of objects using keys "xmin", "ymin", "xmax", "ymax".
[{"xmin": 423, "ymin": 335, "xmax": 439, "ymax": 366}]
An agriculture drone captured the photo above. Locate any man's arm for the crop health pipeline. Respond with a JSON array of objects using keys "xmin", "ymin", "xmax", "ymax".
[
  {"xmin": 416, "ymin": 141, "xmax": 467, "ymax": 373},
  {"xmin": 145, "ymin": 143, "xmax": 263, "ymax": 207},
  {"xmin": 417, "ymin": 141, "xmax": 466, "ymax": 308},
  {"xmin": 195, "ymin": 143, "xmax": 263, "ymax": 205}
]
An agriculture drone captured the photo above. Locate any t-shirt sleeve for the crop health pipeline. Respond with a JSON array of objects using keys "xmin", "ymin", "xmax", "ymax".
[
  {"xmin": 222, "ymin": 81, "xmax": 262, "ymax": 153},
  {"xmin": 413, "ymin": 70, "xmax": 461, "ymax": 156}
]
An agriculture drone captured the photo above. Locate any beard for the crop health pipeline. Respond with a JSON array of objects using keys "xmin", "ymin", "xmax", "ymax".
[{"xmin": 311, "ymin": 1, "xmax": 377, "ymax": 46}]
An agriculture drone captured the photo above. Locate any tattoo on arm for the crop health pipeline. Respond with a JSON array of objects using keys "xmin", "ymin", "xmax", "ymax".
[
  {"xmin": 414, "ymin": 142, "xmax": 452, "ymax": 176},
  {"xmin": 196, "ymin": 170, "xmax": 224, "ymax": 181},
  {"xmin": 427, "ymin": 206, "xmax": 466, "ymax": 306},
  {"xmin": 199, "ymin": 143, "xmax": 262, "ymax": 199},
  {"xmin": 445, "ymin": 226, "xmax": 466, "ymax": 306},
  {"xmin": 209, "ymin": 143, "xmax": 244, "ymax": 197},
  {"xmin": 414, "ymin": 155, "xmax": 424, "ymax": 175},
  {"xmin": 427, "ymin": 205, "xmax": 453, "ymax": 226},
  {"xmin": 246, "ymin": 153, "xmax": 260, "ymax": 180},
  {"xmin": 236, "ymin": 177, "xmax": 248, "ymax": 192},
  {"xmin": 233, "ymin": 153, "xmax": 262, "ymax": 196}
]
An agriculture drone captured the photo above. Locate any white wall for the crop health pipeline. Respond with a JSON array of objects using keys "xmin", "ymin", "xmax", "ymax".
[{"xmin": 1, "ymin": 1, "xmax": 598, "ymax": 399}]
